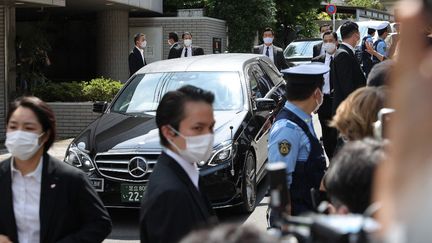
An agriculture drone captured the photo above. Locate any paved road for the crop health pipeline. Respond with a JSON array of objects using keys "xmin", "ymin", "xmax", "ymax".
[{"xmin": 0, "ymin": 115, "xmax": 322, "ymax": 242}]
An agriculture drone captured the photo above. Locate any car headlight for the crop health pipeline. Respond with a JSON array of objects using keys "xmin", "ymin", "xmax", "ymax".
[
  {"xmin": 65, "ymin": 143, "xmax": 95, "ymax": 173},
  {"xmin": 207, "ymin": 144, "xmax": 234, "ymax": 166}
]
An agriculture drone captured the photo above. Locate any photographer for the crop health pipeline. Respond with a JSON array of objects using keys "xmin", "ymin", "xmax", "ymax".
[{"xmin": 324, "ymin": 138, "xmax": 386, "ymax": 215}]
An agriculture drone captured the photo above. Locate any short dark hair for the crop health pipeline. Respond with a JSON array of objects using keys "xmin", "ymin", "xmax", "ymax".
[
  {"xmin": 323, "ymin": 31, "xmax": 338, "ymax": 42},
  {"xmin": 263, "ymin": 27, "xmax": 274, "ymax": 35},
  {"xmin": 182, "ymin": 32, "xmax": 192, "ymax": 39},
  {"xmin": 134, "ymin": 33, "xmax": 145, "ymax": 44},
  {"xmin": 7, "ymin": 96, "xmax": 57, "ymax": 152},
  {"xmin": 367, "ymin": 28, "xmax": 376, "ymax": 35},
  {"xmin": 377, "ymin": 25, "xmax": 389, "ymax": 36},
  {"xmin": 325, "ymin": 138, "xmax": 386, "ymax": 214},
  {"xmin": 367, "ymin": 60, "xmax": 394, "ymax": 87},
  {"xmin": 320, "ymin": 24, "xmax": 333, "ymax": 32},
  {"xmin": 168, "ymin": 32, "xmax": 179, "ymax": 42},
  {"xmin": 285, "ymin": 76, "xmax": 324, "ymax": 101},
  {"xmin": 340, "ymin": 21, "xmax": 359, "ymax": 40},
  {"xmin": 156, "ymin": 85, "xmax": 214, "ymax": 147}
]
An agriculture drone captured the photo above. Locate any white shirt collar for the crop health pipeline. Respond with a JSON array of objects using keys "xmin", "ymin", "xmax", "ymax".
[
  {"xmin": 164, "ymin": 148, "xmax": 199, "ymax": 189},
  {"xmin": 11, "ymin": 157, "xmax": 43, "ymax": 183},
  {"xmin": 341, "ymin": 42, "xmax": 356, "ymax": 54},
  {"xmin": 135, "ymin": 46, "xmax": 144, "ymax": 55}
]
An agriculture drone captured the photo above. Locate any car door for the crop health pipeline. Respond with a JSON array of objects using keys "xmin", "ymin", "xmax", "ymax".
[{"xmin": 245, "ymin": 62, "xmax": 281, "ymax": 178}]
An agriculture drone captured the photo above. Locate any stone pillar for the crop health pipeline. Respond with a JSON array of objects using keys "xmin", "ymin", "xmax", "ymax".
[{"xmin": 96, "ymin": 10, "xmax": 129, "ymax": 82}]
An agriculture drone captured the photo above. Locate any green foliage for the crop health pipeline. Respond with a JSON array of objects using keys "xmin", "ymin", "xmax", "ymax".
[
  {"xmin": 164, "ymin": 0, "xmax": 207, "ymax": 13},
  {"xmin": 32, "ymin": 78, "xmax": 123, "ymax": 102},
  {"xmin": 206, "ymin": 0, "xmax": 276, "ymax": 52},
  {"xmin": 82, "ymin": 78, "xmax": 124, "ymax": 102},
  {"xmin": 295, "ymin": 9, "xmax": 320, "ymax": 38},
  {"xmin": 345, "ymin": 0, "xmax": 385, "ymax": 10}
]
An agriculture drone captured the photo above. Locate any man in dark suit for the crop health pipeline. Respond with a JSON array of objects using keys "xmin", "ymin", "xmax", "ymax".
[
  {"xmin": 167, "ymin": 32, "xmax": 182, "ymax": 59},
  {"xmin": 312, "ymin": 31, "xmax": 338, "ymax": 159},
  {"xmin": 140, "ymin": 85, "xmax": 217, "ymax": 243},
  {"xmin": 331, "ymin": 21, "xmax": 366, "ymax": 114},
  {"xmin": 0, "ymin": 155, "xmax": 112, "ymax": 243},
  {"xmin": 253, "ymin": 27, "xmax": 288, "ymax": 71},
  {"xmin": 180, "ymin": 32, "xmax": 204, "ymax": 58},
  {"xmin": 129, "ymin": 33, "xmax": 147, "ymax": 77},
  {"xmin": 313, "ymin": 24, "xmax": 333, "ymax": 58}
]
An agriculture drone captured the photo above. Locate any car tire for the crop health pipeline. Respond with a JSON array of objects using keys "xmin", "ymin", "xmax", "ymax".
[{"xmin": 238, "ymin": 150, "xmax": 257, "ymax": 213}]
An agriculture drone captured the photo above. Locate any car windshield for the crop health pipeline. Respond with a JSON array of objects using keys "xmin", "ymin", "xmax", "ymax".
[
  {"xmin": 111, "ymin": 71, "xmax": 243, "ymax": 114},
  {"xmin": 284, "ymin": 40, "xmax": 321, "ymax": 58}
]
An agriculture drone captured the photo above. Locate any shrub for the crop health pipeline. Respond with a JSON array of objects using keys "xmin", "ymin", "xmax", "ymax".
[
  {"xmin": 32, "ymin": 77, "xmax": 123, "ymax": 102},
  {"xmin": 82, "ymin": 77, "xmax": 123, "ymax": 102}
]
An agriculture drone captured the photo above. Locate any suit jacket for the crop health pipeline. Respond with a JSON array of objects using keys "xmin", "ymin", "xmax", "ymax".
[
  {"xmin": 129, "ymin": 47, "xmax": 146, "ymax": 77},
  {"xmin": 331, "ymin": 43, "xmax": 366, "ymax": 114},
  {"xmin": 140, "ymin": 152, "xmax": 216, "ymax": 243},
  {"xmin": 181, "ymin": 46, "xmax": 205, "ymax": 57},
  {"xmin": 0, "ymin": 154, "xmax": 112, "ymax": 243},
  {"xmin": 168, "ymin": 43, "xmax": 182, "ymax": 59},
  {"xmin": 253, "ymin": 44, "xmax": 289, "ymax": 71},
  {"xmin": 313, "ymin": 42, "xmax": 323, "ymax": 58}
]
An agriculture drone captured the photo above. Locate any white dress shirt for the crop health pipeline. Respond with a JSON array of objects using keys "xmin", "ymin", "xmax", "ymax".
[
  {"xmin": 165, "ymin": 149, "xmax": 199, "ymax": 189},
  {"xmin": 135, "ymin": 45, "xmax": 145, "ymax": 63},
  {"xmin": 262, "ymin": 44, "xmax": 274, "ymax": 63},
  {"xmin": 341, "ymin": 42, "xmax": 356, "ymax": 55},
  {"xmin": 11, "ymin": 157, "xmax": 43, "ymax": 243},
  {"xmin": 323, "ymin": 53, "xmax": 334, "ymax": 94},
  {"xmin": 181, "ymin": 46, "xmax": 193, "ymax": 58}
]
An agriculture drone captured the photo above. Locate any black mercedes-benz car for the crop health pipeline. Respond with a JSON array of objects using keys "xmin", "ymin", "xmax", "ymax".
[{"xmin": 64, "ymin": 54, "xmax": 285, "ymax": 213}]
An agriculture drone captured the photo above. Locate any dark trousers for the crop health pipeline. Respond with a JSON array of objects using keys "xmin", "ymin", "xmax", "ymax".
[{"xmin": 317, "ymin": 94, "xmax": 337, "ymax": 160}]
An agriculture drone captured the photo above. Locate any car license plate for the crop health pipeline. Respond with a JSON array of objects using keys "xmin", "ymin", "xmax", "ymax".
[
  {"xmin": 90, "ymin": 178, "xmax": 104, "ymax": 192},
  {"xmin": 120, "ymin": 184, "xmax": 146, "ymax": 203}
]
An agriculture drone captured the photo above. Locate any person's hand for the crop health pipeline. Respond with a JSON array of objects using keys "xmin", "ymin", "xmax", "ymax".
[
  {"xmin": 0, "ymin": 235, "xmax": 12, "ymax": 243},
  {"xmin": 365, "ymin": 41, "xmax": 375, "ymax": 55}
]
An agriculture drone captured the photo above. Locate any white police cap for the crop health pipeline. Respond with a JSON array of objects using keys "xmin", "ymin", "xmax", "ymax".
[
  {"xmin": 367, "ymin": 21, "xmax": 390, "ymax": 30},
  {"xmin": 281, "ymin": 63, "xmax": 329, "ymax": 85}
]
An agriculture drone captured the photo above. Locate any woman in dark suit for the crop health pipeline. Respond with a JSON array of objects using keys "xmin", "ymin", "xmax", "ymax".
[{"xmin": 0, "ymin": 96, "xmax": 112, "ymax": 243}]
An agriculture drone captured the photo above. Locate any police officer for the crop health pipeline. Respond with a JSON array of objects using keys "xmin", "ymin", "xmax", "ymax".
[
  {"xmin": 360, "ymin": 27, "xmax": 376, "ymax": 77},
  {"xmin": 365, "ymin": 22, "xmax": 390, "ymax": 64},
  {"xmin": 268, "ymin": 63, "xmax": 328, "ymax": 218}
]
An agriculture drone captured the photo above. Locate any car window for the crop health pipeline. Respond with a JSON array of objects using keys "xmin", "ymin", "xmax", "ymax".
[
  {"xmin": 258, "ymin": 62, "xmax": 285, "ymax": 99},
  {"xmin": 283, "ymin": 40, "xmax": 322, "ymax": 58},
  {"xmin": 111, "ymin": 71, "xmax": 243, "ymax": 114},
  {"xmin": 247, "ymin": 64, "xmax": 274, "ymax": 99}
]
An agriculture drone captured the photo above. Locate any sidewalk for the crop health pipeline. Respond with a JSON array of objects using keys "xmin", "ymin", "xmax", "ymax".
[{"xmin": 0, "ymin": 138, "xmax": 73, "ymax": 161}]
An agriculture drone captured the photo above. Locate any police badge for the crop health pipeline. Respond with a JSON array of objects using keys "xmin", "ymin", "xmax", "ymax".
[{"xmin": 278, "ymin": 140, "xmax": 291, "ymax": 156}]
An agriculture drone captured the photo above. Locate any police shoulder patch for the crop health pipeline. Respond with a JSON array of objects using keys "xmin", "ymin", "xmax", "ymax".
[{"xmin": 278, "ymin": 140, "xmax": 291, "ymax": 156}]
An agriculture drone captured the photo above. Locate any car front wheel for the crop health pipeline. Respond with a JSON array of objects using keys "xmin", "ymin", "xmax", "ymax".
[{"xmin": 239, "ymin": 150, "xmax": 257, "ymax": 213}]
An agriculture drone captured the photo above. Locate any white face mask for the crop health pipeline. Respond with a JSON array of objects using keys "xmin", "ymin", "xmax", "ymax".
[
  {"xmin": 323, "ymin": 42, "xmax": 337, "ymax": 54},
  {"xmin": 5, "ymin": 131, "xmax": 44, "ymax": 161},
  {"xmin": 183, "ymin": 39, "xmax": 192, "ymax": 47},
  {"xmin": 168, "ymin": 126, "xmax": 214, "ymax": 164},
  {"xmin": 313, "ymin": 89, "xmax": 324, "ymax": 113},
  {"xmin": 263, "ymin": 37, "xmax": 273, "ymax": 44},
  {"xmin": 140, "ymin": 40, "xmax": 147, "ymax": 49}
]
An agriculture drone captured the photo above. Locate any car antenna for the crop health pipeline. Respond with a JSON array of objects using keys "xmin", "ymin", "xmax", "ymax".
[{"xmin": 230, "ymin": 126, "xmax": 235, "ymax": 176}]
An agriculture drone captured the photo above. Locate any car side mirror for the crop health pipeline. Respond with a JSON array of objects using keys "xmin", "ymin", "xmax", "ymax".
[
  {"xmin": 256, "ymin": 98, "xmax": 276, "ymax": 111},
  {"xmin": 93, "ymin": 101, "xmax": 108, "ymax": 113}
]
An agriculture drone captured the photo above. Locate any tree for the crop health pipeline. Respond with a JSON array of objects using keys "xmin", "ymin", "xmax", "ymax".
[
  {"xmin": 345, "ymin": 0, "xmax": 385, "ymax": 10},
  {"xmin": 206, "ymin": 0, "xmax": 276, "ymax": 52},
  {"xmin": 274, "ymin": 0, "xmax": 322, "ymax": 45}
]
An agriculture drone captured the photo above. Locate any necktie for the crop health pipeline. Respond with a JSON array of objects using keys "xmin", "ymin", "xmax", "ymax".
[
  {"xmin": 265, "ymin": 46, "xmax": 270, "ymax": 57},
  {"xmin": 185, "ymin": 48, "xmax": 188, "ymax": 57},
  {"xmin": 329, "ymin": 56, "xmax": 334, "ymax": 92}
]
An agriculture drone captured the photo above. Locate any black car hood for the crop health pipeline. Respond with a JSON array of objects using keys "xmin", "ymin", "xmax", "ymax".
[{"xmin": 76, "ymin": 110, "xmax": 248, "ymax": 154}]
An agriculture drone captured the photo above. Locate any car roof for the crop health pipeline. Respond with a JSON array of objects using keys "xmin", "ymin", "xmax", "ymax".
[{"xmin": 136, "ymin": 54, "xmax": 264, "ymax": 73}]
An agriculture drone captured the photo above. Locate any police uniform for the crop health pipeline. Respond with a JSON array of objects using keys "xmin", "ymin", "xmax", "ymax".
[
  {"xmin": 268, "ymin": 64, "xmax": 327, "ymax": 217},
  {"xmin": 361, "ymin": 31, "xmax": 375, "ymax": 77},
  {"xmin": 373, "ymin": 23, "xmax": 390, "ymax": 62}
]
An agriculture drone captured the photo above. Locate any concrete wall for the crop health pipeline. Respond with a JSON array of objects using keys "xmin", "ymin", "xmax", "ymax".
[
  {"xmin": 48, "ymin": 102, "xmax": 100, "ymax": 139},
  {"xmin": 97, "ymin": 10, "xmax": 129, "ymax": 83},
  {"xmin": 129, "ymin": 17, "xmax": 227, "ymax": 61}
]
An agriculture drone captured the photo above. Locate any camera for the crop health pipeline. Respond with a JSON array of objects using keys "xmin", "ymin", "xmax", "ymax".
[{"xmin": 373, "ymin": 108, "xmax": 395, "ymax": 140}]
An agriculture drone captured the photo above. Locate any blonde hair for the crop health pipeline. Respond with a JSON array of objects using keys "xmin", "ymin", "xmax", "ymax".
[{"xmin": 330, "ymin": 86, "xmax": 387, "ymax": 140}]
